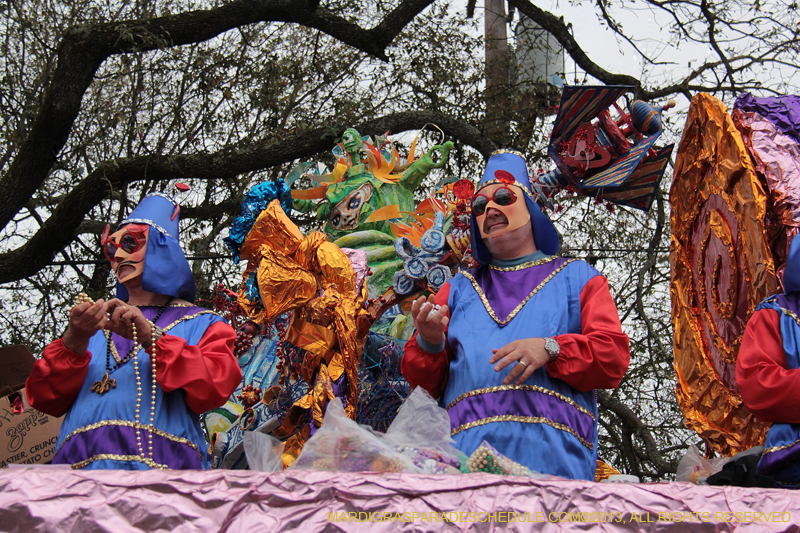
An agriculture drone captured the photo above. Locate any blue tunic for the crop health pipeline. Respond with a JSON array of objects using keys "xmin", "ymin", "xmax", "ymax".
[
  {"xmin": 443, "ymin": 257, "xmax": 600, "ymax": 480},
  {"xmin": 52, "ymin": 307, "xmax": 225, "ymax": 470}
]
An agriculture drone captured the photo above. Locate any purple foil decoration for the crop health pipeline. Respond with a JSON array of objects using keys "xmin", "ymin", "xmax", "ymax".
[
  {"xmin": 734, "ymin": 93, "xmax": 800, "ymax": 286},
  {"xmin": 735, "ymin": 93, "xmax": 800, "ymax": 145},
  {"xmin": 341, "ymin": 247, "xmax": 369, "ymax": 295},
  {"xmin": 3, "ymin": 468, "xmax": 800, "ymax": 532}
]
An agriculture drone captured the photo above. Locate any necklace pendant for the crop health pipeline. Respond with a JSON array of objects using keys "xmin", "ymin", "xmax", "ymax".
[{"xmin": 91, "ymin": 372, "xmax": 116, "ymax": 395}]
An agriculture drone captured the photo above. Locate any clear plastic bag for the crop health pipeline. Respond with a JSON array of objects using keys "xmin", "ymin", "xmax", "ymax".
[
  {"xmin": 676, "ymin": 444, "xmax": 730, "ymax": 483},
  {"xmin": 289, "ymin": 388, "xmax": 467, "ymax": 474},
  {"xmin": 385, "ymin": 387, "xmax": 465, "ymax": 474},
  {"xmin": 289, "ymin": 397, "xmax": 419, "ymax": 473},
  {"xmin": 243, "ymin": 431, "xmax": 285, "ymax": 472}
]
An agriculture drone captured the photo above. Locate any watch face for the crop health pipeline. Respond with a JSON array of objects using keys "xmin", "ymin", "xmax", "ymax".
[{"xmin": 545, "ymin": 337, "xmax": 559, "ymax": 354}]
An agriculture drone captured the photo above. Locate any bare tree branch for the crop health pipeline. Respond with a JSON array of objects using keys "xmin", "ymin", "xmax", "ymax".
[
  {"xmin": 0, "ymin": 110, "xmax": 492, "ymax": 283},
  {"xmin": 0, "ymin": 0, "xmax": 437, "ymax": 231},
  {"xmin": 598, "ymin": 389, "xmax": 678, "ymax": 476}
]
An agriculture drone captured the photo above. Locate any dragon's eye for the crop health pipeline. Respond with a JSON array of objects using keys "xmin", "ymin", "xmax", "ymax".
[
  {"xmin": 348, "ymin": 197, "xmax": 361, "ymax": 209},
  {"xmin": 331, "ymin": 214, "xmax": 341, "ymax": 227}
]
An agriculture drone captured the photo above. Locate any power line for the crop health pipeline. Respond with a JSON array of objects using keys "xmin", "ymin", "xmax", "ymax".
[
  {"xmin": 38, "ymin": 248, "xmax": 668, "ymax": 267},
  {"xmin": 45, "ymin": 255, "xmax": 233, "ymax": 266}
]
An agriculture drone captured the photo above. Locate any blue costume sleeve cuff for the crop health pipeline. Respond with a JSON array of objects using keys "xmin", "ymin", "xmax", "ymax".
[{"xmin": 417, "ymin": 335, "xmax": 446, "ymax": 354}]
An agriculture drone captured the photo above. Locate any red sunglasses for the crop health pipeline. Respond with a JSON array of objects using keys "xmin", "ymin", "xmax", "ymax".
[
  {"xmin": 101, "ymin": 224, "xmax": 149, "ymax": 262},
  {"xmin": 471, "ymin": 186, "xmax": 518, "ymax": 215}
]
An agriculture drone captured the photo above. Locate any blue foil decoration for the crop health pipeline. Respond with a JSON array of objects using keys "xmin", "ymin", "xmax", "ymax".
[
  {"xmin": 245, "ymin": 270, "xmax": 261, "ymax": 305},
  {"xmin": 224, "ymin": 180, "xmax": 293, "ymax": 262}
]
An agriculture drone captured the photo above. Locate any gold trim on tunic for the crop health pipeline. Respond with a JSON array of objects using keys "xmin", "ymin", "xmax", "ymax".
[
  {"xmin": 445, "ymin": 384, "xmax": 595, "ymax": 420},
  {"xmin": 163, "ymin": 310, "xmax": 222, "ymax": 333},
  {"xmin": 71, "ymin": 454, "xmax": 169, "ymax": 470},
  {"xmin": 764, "ymin": 437, "xmax": 800, "ymax": 455},
  {"xmin": 450, "ymin": 415, "xmax": 594, "ymax": 450},
  {"xmin": 105, "ymin": 309, "xmax": 221, "ymax": 364},
  {"xmin": 54, "ymin": 419, "xmax": 201, "ymax": 458},
  {"xmin": 461, "ymin": 258, "xmax": 577, "ymax": 325},
  {"xmin": 65, "ymin": 310, "xmax": 220, "ymax": 470}
]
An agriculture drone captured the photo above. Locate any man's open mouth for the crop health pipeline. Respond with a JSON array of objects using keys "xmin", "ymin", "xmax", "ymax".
[
  {"xmin": 114, "ymin": 260, "xmax": 141, "ymax": 276},
  {"xmin": 483, "ymin": 213, "xmax": 508, "ymax": 233}
]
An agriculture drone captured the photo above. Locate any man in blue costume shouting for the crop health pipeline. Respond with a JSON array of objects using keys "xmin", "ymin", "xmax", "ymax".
[
  {"xmin": 27, "ymin": 193, "xmax": 242, "ymax": 470},
  {"xmin": 402, "ymin": 149, "xmax": 630, "ymax": 480}
]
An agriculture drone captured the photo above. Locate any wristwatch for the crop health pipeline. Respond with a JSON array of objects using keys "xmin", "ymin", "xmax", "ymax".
[
  {"xmin": 145, "ymin": 322, "xmax": 164, "ymax": 349},
  {"xmin": 544, "ymin": 337, "xmax": 560, "ymax": 363}
]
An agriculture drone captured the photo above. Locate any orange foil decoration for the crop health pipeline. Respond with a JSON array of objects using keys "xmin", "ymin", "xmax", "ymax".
[
  {"xmin": 236, "ymin": 200, "xmax": 370, "ymax": 453},
  {"xmin": 671, "ymin": 93, "xmax": 777, "ymax": 456}
]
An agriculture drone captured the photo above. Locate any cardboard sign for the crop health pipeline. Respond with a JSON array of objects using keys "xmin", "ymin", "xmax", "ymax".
[{"xmin": 0, "ymin": 345, "xmax": 63, "ymax": 467}]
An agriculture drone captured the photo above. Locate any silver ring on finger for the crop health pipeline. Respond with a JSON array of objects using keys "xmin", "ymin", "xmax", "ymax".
[{"xmin": 516, "ymin": 360, "xmax": 527, "ymax": 368}]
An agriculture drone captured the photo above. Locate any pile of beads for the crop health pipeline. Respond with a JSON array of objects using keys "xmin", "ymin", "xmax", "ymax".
[{"xmin": 466, "ymin": 442, "xmax": 533, "ymax": 477}]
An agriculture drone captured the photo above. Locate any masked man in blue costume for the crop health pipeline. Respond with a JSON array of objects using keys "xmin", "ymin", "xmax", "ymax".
[
  {"xmin": 738, "ymin": 235, "xmax": 800, "ymax": 487},
  {"xmin": 402, "ymin": 150, "xmax": 630, "ymax": 480},
  {"xmin": 27, "ymin": 193, "xmax": 242, "ymax": 469}
]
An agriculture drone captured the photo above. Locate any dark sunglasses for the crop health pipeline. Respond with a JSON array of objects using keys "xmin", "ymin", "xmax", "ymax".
[
  {"xmin": 101, "ymin": 223, "xmax": 149, "ymax": 261},
  {"xmin": 471, "ymin": 186, "xmax": 518, "ymax": 215}
]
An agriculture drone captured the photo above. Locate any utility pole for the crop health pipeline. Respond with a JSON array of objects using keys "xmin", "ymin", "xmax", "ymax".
[{"xmin": 484, "ymin": 0, "xmax": 511, "ymax": 145}]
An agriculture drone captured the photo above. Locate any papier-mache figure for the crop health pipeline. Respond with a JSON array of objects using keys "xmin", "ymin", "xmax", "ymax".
[
  {"xmin": 402, "ymin": 149, "xmax": 630, "ymax": 480},
  {"xmin": 738, "ymin": 235, "xmax": 800, "ymax": 487},
  {"xmin": 26, "ymin": 192, "xmax": 242, "ymax": 469}
]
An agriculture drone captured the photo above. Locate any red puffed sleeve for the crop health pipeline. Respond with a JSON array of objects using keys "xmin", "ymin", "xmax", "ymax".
[
  {"xmin": 547, "ymin": 275, "xmax": 630, "ymax": 391},
  {"xmin": 736, "ymin": 308, "xmax": 800, "ymax": 423},
  {"xmin": 151, "ymin": 321, "xmax": 242, "ymax": 414},
  {"xmin": 26, "ymin": 339, "xmax": 92, "ymax": 417},
  {"xmin": 401, "ymin": 283, "xmax": 453, "ymax": 399}
]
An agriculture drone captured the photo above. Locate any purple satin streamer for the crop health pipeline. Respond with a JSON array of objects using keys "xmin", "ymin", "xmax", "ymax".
[
  {"xmin": 468, "ymin": 258, "xmax": 569, "ymax": 325},
  {"xmin": 447, "ymin": 388, "xmax": 594, "ymax": 444},
  {"xmin": 54, "ymin": 424, "xmax": 203, "ymax": 469}
]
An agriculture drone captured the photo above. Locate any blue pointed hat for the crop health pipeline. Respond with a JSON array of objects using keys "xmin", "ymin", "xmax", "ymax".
[
  {"xmin": 470, "ymin": 149, "xmax": 560, "ymax": 265},
  {"xmin": 115, "ymin": 192, "xmax": 196, "ymax": 302}
]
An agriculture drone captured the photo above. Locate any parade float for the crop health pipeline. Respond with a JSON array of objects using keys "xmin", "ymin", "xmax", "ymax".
[
  {"xmin": 202, "ymin": 87, "xmax": 682, "ymax": 474},
  {"xmin": 4, "ymin": 90, "xmax": 800, "ymax": 532}
]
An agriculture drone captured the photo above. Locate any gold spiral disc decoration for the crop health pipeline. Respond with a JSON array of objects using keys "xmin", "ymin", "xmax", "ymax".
[{"xmin": 670, "ymin": 93, "xmax": 776, "ymax": 455}]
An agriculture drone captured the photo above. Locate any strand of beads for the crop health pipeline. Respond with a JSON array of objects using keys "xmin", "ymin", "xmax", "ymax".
[
  {"xmin": 147, "ymin": 319, "xmax": 158, "ymax": 461},
  {"xmin": 132, "ymin": 320, "xmax": 144, "ymax": 456},
  {"xmin": 73, "ymin": 292, "xmax": 94, "ymax": 309}
]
